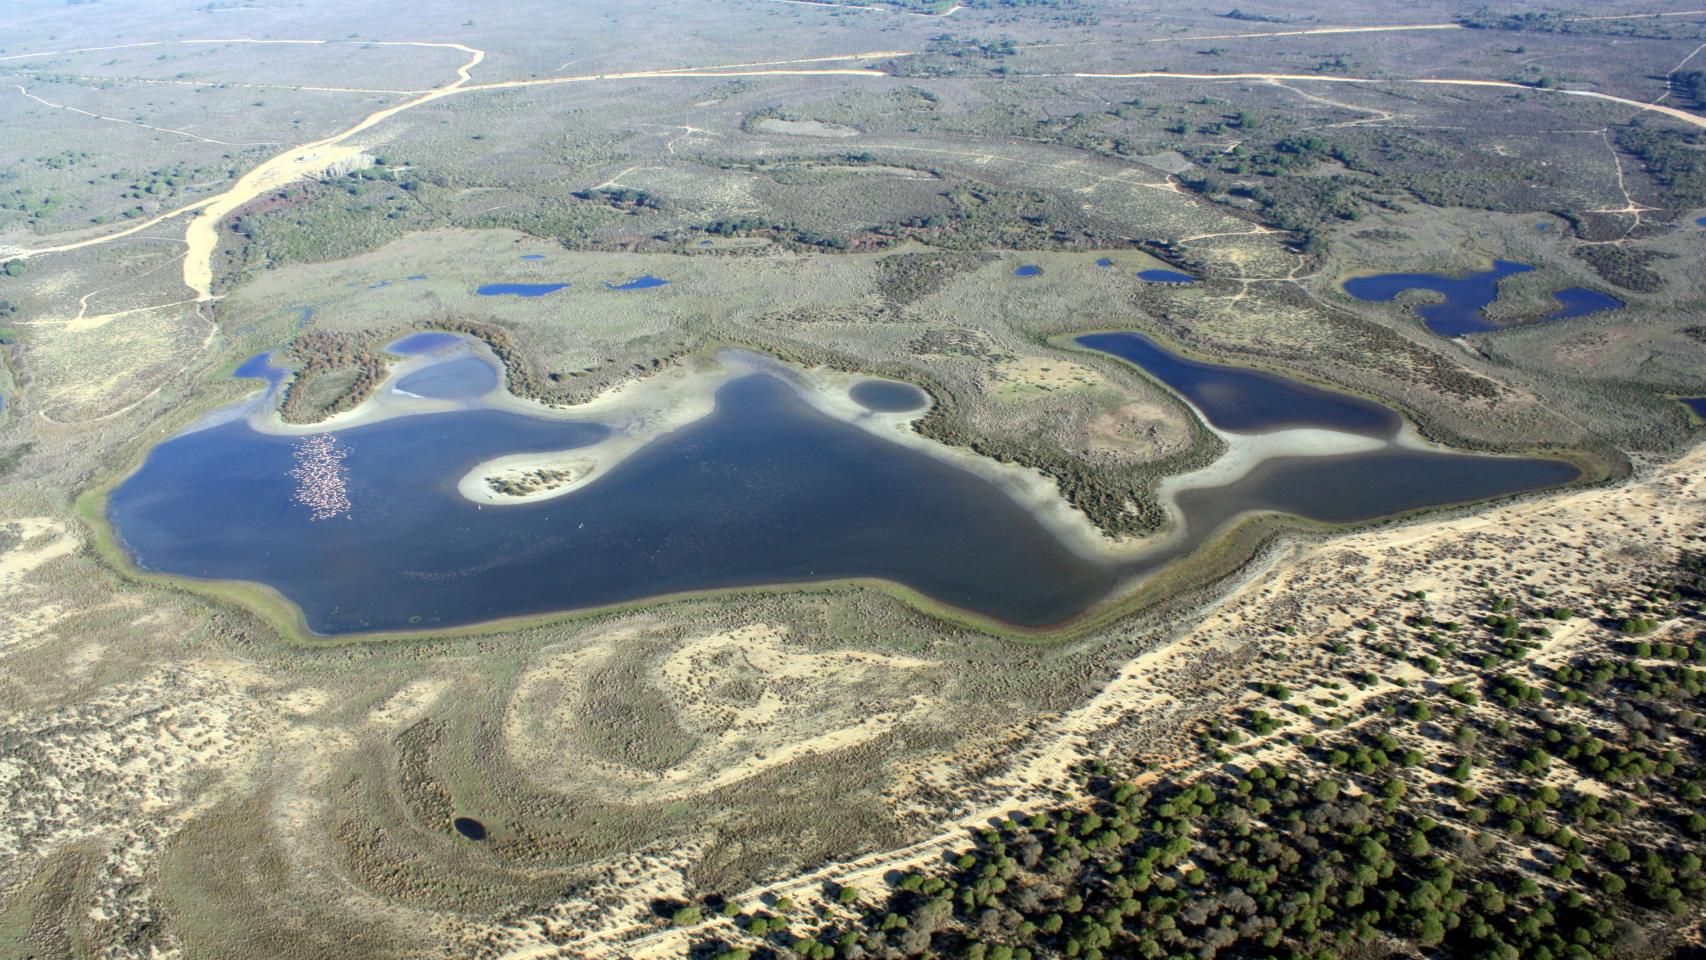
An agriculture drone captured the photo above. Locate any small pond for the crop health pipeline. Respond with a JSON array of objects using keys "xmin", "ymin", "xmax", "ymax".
[
  {"xmin": 1014, "ymin": 265, "xmax": 1042, "ymax": 277},
  {"xmin": 850, "ymin": 379, "xmax": 927, "ymax": 413},
  {"xmin": 1545, "ymin": 287, "xmax": 1624, "ymax": 322},
  {"xmin": 1137, "ymin": 269, "xmax": 1195, "ymax": 284},
  {"xmin": 606, "ymin": 275, "xmax": 670, "ymax": 290},
  {"xmin": 1343, "ymin": 260, "xmax": 1533, "ymax": 336},
  {"xmin": 476, "ymin": 282, "xmax": 569, "ymax": 298}
]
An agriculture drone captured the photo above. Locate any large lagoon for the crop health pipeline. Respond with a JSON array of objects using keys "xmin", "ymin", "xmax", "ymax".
[{"xmin": 107, "ymin": 334, "xmax": 1580, "ymax": 635}]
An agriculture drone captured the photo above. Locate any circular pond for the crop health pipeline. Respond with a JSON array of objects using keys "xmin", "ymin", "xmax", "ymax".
[{"xmin": 850, "ymin": 379, "xmax": 927, "ymax": 413}]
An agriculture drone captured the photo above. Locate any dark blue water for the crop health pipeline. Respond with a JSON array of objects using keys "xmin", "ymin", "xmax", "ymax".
[
  {"xmin": 1173, "ymin": 450, "xmax": 1579, "ymax": 535},
  {"xmin": 406, "ymin": 275, "xmax": 427, "ymax": 281},
  {"xmin": 1014, "ymin": 265, "xmax": 1042, "ymax": 277},
  {"xmin": 850, "ymin": 379, "xmax": 926, "ymax": 412},
  {"xmin": 109, "ymin": 374, "xmax": 1115, "ymax": 634},
  {"xmin": 1096, "ymin": 258, "xmax": 1114, "ymax": 268},
  {"xmin": 1076, "ymin": 332, "xmax": 1398, "ymax": 437},
  {"xmin": 1079, "ymin": 331, "xmax": 1579, "ymax": 536},
  {"xmin": 1696, "ymin": 217, "xmax": 1706, "ymax": 227},
  {"xmin": 1343, "ymin": 260, "xmax": 1533, "ymax": 336},
  {"xmin": 1682, "ymin": 398, "xmax": 1706, "ymax": 419},
  {"xmin": 476, "ymin": 283, "xmax": 569, "ymax": 298},
  {"xmin": 388, "ymin": 332, "xmax": 466, "ymax": 355},
  {"xmin": 452, "ymin": 817, "xmax": 487, "ymax": 840},
  {"xmin": 519, "ymin": 254, "xmax": 545, "ymax": 261},
  {"xmin": 606, "ymin": 275, "xmax": 670, "ymax": 290},
  {"xmin": 1545, "ymin": 287, "xmax": 1623, "ymax": 322},
  {"xmin": 1137, "ymin": 269, "xmax": 1195, "ymax": 284}
]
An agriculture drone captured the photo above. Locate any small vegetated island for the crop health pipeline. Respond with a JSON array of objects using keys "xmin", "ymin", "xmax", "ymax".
[{"xmin": 0, "ymin": 0, "xmax": 1702, "ymax": 958}]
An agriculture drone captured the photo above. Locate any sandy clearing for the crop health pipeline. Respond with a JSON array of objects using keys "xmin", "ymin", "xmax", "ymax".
[
  {"xmin": 754, "ymin": 117, "xmax": 861, "ymax": 137},
  {"xmin": 0, "ymin": 518, "xmax": 79, "ymax": 585},
  {"xmin": 504, "ymin": 623, "xmax": 941, "ymax": 805}
]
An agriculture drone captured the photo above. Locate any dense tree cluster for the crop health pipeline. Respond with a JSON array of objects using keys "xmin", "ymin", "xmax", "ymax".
[
  {"xmin": 1615, "ymin": 125, "xmax": 1706, "ymax": 209},
  {"xmin": 691, "ymin": 555, "xmax": 1706, "ymax": 959}
]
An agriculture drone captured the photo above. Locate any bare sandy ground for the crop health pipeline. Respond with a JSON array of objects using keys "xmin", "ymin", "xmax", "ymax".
[{"xmin": 504, "ymin": 623, "xmax": 941, "ymax": 805}]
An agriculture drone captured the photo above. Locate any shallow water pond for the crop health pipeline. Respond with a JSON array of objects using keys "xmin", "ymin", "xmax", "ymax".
[
  {"xmin": 1343, "ymin": 260, "xmax": 1532, "ymax": 336},
  {"xmin": 476, "ymin": 282, "xmax": 569, "ymax": 297},
  {"xmin": 606, "ymin": 275, "xmax": 670, "ymax": 290},
  {"xmin": 850, "ymin": 379, "xmax": 926, "ymax": 412},
  {"xmin": 1545, "ymin": 287, "xmax": 1623, "ymax": 322}
]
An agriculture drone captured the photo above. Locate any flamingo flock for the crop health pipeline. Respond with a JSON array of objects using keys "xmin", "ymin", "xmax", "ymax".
[{"xmin": 289, "ymin": 434, "xmax": 350, "ymax": 521}]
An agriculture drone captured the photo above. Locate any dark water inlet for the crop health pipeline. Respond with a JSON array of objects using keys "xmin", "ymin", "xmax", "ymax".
[
  {"xmin": 233, "ymin": 352, "xmax": 287, "ymax": 390},
  {"xmin": 1172, "ymin": 449, "xmax": 1580, "ymax": 537},
  {"xmin": 1076, "ymin": 331, "xmax": 1579, "ymax": 533},
  {"xmin": 1545, "ymin": 287, "xmax": 1623, "ymax": 322},
  {"xmin": 1076, "ymin": 332, "xmax": 1398, "ymax": 437}
]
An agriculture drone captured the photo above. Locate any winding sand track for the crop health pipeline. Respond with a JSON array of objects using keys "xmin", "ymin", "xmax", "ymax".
[
  {"xmin": 1, "ymin": 43, "xmax": 899, "ymax": 301},
  {"xmin": 6, "ymin": 29, "xmax": 1704, "ymax": 303},
  {"xmin": 1066, "ymin": 71, "xmax": 1706, "ymax": 131}
]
